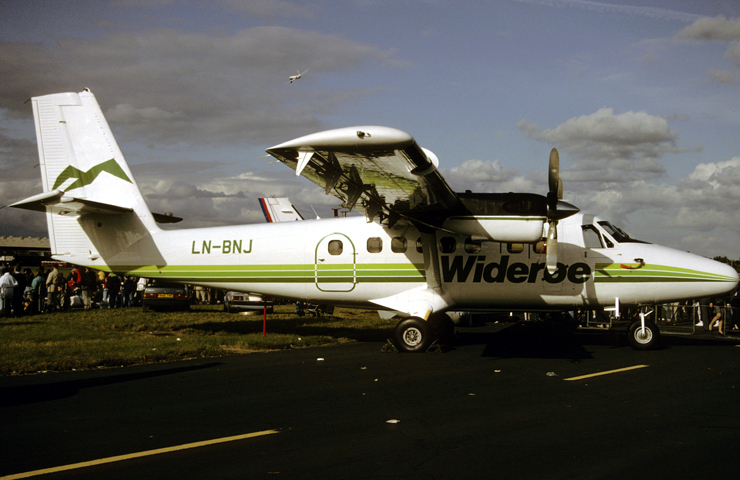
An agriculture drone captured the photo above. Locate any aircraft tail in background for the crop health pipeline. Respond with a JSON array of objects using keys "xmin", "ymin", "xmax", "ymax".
[{"xmin": 258, "ymin": 197, "xmax": 304, "ymax": 223}]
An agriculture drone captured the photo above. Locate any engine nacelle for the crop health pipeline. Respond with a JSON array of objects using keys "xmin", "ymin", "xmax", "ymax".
[{"xmin": 444, "ymin": 192, "xmax": 549, "ymax": 242}]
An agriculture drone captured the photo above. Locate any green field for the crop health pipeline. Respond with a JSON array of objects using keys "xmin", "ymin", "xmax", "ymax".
[{"xmin": 0, "ymin": 305, "xmax": 397, "ymax": 375}]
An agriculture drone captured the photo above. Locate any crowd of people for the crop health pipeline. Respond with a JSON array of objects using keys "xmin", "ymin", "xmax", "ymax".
[
  {"xmin": 0, "ymin": 263, "xmax": 145, "ymax": 317},
  {"xmin": 0, "ymin": 262, "xmax": 227, "ymax": 317}
]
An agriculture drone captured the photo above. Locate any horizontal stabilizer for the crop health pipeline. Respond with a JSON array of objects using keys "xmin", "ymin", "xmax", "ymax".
[
  {"xmin": 10, "ymin": 190, "xmax": 133, "ymax": 216},
  {"xmin": 11, "ymin": 190, "xmax": 183, "ymax": 224}
]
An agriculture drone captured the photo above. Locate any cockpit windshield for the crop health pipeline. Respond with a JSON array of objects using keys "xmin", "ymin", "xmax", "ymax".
[{"xmin": 597, "ymin": 221, "xmax": 649, "ymax": 244}]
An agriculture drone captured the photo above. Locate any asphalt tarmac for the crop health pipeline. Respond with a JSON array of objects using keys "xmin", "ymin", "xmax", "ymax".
[{"xmin": 1, "ymin": 322, "xmax": 739, "ymax": 479}]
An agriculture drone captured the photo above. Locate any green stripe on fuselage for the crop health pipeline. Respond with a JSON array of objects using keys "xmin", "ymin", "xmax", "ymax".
[
  {"xmin": 105, "ymin": 263, "xmax": 427, "ymax": 284},
  {"xmin": 594, "ymin": 263, "xmax": 735, "ymax": 283}
]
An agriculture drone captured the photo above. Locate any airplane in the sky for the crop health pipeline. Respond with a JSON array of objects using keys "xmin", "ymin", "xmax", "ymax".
[
  {"xmin": 287, "ymin": 69, "xmax": 308, "ymax": 83},
  {"xmin": 10, "ymin": 89, "xmax": 739, "ymax": 352}
]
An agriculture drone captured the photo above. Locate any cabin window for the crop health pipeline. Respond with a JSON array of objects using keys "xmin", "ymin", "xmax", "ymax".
[
  {"xmin": 533, "ymin": 240, "xmax": 545, "ymax": 254},
  {"xmin": 440, "ymin": 237, "xmax": 456, "ymax": 254},
  {"xmin": 464, "ymin": 238, "xmax": 482, "ymax": 254},
  {"xmin": 391, "ymin": 236, "xmax": 407, "ymax": 253},
  {"xmin": 507, "ymin": 243, "xmax": 524, "ymax": 254},
  {"xmin": 367, "ymin": 237, "xmax": 383, "ymax": 253},
  {"xmin": 416, "ymin": 237, "xmax": 424, "ymax": 253},
  {"xmin": 582, "ymin": 225, "xmax": 605, "ymax": 249},
  {"xmin": 328, "ymin": 240, "xmax": 343, "ymax": 255}
]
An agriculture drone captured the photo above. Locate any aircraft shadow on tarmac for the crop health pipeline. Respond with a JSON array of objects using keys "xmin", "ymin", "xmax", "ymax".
[
  {"xmin": 0, "ymin": 362, "xmax": 223, "ymax": 408},
  {"xmin": 453, "ymin": 321, "xmax": 598, "ymax": 360},
  {"xmin": 452, "ymin": 320, "xmax": 740, "ymax": 360}
]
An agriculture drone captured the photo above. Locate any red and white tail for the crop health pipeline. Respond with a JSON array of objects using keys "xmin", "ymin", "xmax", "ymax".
[{"xmin": 258, "ymin": 197, "xmax": 303, "ymax": 223}]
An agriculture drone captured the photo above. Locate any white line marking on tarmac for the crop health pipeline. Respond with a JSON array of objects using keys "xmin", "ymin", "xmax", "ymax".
[
  {"xmin": 564, "ymin": 365, "xmax": 649, "ymax": 381},
  {"xmin": 1, "ymin": 429, "xmax": 279, "ymax": 479}
]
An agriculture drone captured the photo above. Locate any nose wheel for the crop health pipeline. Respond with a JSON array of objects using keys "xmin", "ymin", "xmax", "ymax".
[{"xmin": 627, "ymin": 318, "xmax": 660, "ymax": 350}]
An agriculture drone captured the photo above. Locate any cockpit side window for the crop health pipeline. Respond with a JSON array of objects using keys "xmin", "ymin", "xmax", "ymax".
[
  {"xmin": 597, "ymin": 221, "xmax": 648, "ymax": 244},
  {"xmin": 582, "ymin": 225, "xmax": 605, "ymax": 249}
]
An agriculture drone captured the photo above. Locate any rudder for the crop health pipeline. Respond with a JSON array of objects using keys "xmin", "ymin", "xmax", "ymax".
[{"xmin": 13, "ymin": 89, "xmax": 165, "ymax": 269}]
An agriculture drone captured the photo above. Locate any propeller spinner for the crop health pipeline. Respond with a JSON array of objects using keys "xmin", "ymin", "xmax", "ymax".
[{"xmin": 545, "ymin": 148, "xmax": 579, "ymax": 274}]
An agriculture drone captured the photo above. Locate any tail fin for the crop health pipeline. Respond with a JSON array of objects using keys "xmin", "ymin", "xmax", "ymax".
[
  {"xmin": 258, "ymin": 197, "xmax": 304, "ymax": 222},
  {"xmin": 11, "ymin": 89, "xmax": 165, "ymax": 269}
]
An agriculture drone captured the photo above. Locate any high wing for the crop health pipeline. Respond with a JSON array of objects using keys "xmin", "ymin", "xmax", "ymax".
[
  {"xmin": 267, "ymin": 126, "xmax": 570, "ymax": 244},
  {"xmin": 266, "ymin": 126, "xmax": 464, "ymax": 230}
]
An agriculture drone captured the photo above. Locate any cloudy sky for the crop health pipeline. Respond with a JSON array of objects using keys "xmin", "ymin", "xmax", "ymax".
[{"xmin": 1, "ymin": 0, "xmax": 739, "ymax": 259}]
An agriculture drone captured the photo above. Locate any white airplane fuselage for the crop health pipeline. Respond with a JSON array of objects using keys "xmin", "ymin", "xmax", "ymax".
[{"xmin": 76, "ymin": 212, "xmax": 736, "ymax": 313}]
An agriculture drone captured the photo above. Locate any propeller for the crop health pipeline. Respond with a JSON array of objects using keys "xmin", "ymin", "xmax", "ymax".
[{"xmin": 544, "ymin": 148, "xmax": 579, "ymax": 274}]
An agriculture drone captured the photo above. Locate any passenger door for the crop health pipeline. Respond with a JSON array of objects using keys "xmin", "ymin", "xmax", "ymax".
[{"xmin": 315, "ymin": 233, "xmax": 356, "ymax": 292}]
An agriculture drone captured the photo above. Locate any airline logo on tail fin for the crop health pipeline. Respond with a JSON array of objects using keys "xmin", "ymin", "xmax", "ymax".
[{"xmin": 52, "ymin": 158, "xmax": 133, "ymax": 191}]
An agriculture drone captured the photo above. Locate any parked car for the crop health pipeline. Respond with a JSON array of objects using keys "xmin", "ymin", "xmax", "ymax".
[
  {"xmin": 223, "ymin": 292, "xmax": 274, "ymax": 314},
  {"xmin": 142, "ymin": 280, "xmax": 190, "ymax": 312}
]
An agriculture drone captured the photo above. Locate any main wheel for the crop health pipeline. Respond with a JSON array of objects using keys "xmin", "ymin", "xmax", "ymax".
[
  {"xmin": 627, "ymin": 319, "xmax": 660, "ymax": 350},
  {"xmin": 393, "ymin": 317, "xmax": 432, "ymax": 353}
]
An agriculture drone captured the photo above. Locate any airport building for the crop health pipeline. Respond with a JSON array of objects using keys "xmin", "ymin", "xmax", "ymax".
[{"xmin": 0, "ymin": 236, "xmax": 51, "ymax": 266}]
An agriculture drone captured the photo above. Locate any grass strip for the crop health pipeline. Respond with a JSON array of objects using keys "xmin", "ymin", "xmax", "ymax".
[{"xmin": 0, "ymin": 305, "xmax": 395, "ymax": 375}]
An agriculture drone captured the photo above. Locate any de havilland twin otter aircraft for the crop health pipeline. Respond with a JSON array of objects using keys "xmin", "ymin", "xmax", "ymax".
[{"xmin": 11, "ymin": 89, "xmax": 739, "ymax": 352}]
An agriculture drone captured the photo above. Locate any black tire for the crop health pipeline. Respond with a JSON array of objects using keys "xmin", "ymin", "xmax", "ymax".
[
  {"xmin": 393, "ymin": 317, "xmax": 432, "ymax": 353},
  {"xmin": 628, "ymin": 319, "xmax": 660, "ymax": 350},
  {"xmin": 142, "ymin": 304, "xmax": 149, "ymax": 312}
]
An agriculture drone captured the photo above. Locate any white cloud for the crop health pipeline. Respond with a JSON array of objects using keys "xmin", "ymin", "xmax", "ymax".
[
  {"xmin": 677, "ymin": 15, "xmax": 740, "ymax": 42},
  {"xmin": 676, "ymin": 16, "xmax": 740, "ymax": 75},
  {"xmin": 516, "ymin": 108, "xmax": 701, "ymax": 185},
  {"xmin": 440, "ymin": 159, "xmax": 538, "ymax": 194}
]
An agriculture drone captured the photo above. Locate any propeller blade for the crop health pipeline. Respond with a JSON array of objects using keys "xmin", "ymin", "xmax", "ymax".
[
  {"xmin": 546, "ymin": 222, "xmax": 558, "ymax": 275},
  {"xmin": 544, "ymin": 147, "xmax": 578, "ymax": 246},
  {"xmin": 548, "ymin": 148, "xmax": 560, "ymax": 198}
]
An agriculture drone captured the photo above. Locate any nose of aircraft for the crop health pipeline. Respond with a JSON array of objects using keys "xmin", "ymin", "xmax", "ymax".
[
  {"xmin": 696, "ymin": 255, "xmax": 739, "ymax": 298},
  {"xmin": 716, "ymin": 260, "xmax": 740, "ymax": 294},
  {"xmin": 660, "ymin": 250, "xmax": 739, "ymax": 301}
]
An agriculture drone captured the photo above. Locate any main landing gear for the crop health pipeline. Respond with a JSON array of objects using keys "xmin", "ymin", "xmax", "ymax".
[{"xmin": 392, "ymin": 313, "xmax": 455, "ymax": 353}]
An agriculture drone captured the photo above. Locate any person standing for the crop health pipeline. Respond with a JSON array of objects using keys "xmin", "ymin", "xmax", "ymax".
[
  {"xmin": 121, "ymin": 276, "xmax": 135, "ymax": 307},
  {"xmin": 80, "ymin": 267, "xmax": 94, "ymax": 310},
  {"xmin": 12, "ymin": 265, "xmax": 26, "ymax": 317},
  {"xmin": 45, "ymin": 265, "xmax": 61, "ymax": 312},
  {"xmin": 731, "ymin": 289, "xmax": 740, "ymax": 332},
  {"xmin": 101, "ymin": 272, "xmax": 110, "ymax": 306},
  {"xmin": 97, "ymin": 270, "xmax": 106, "ymax": 301},
  {"xmin": 1, "ymin": 267, "xmax": 18, "ymax": 317},
  {"xmin": 30, "ymin": 268, "xmax": 46, "ymax": 315},
  {"xmin": 107, "ymin": 273, "xmax": 121, "ymax": 308}
]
